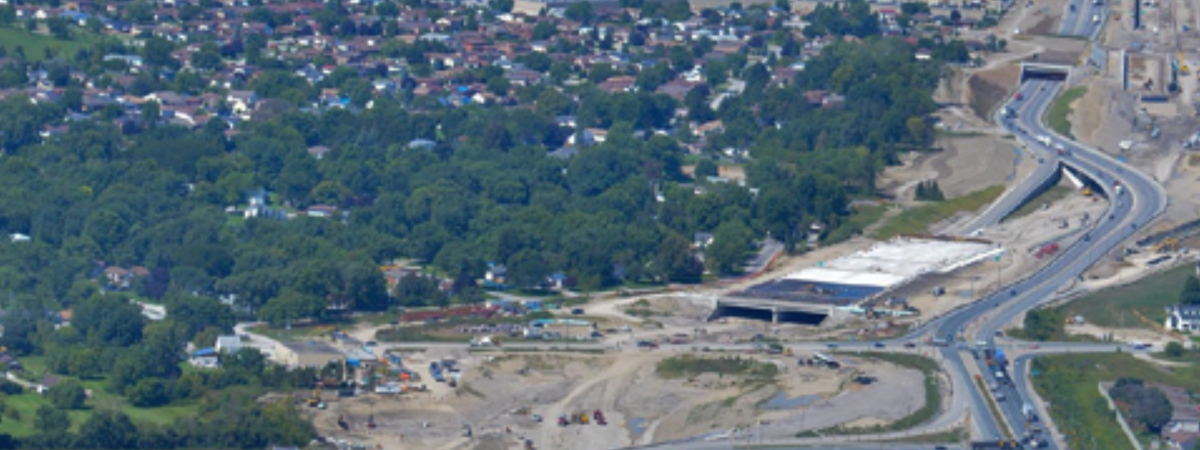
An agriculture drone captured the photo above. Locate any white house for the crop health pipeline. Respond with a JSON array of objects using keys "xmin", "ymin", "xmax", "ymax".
[
  {"xmin": 1164, "ymin": 304, "xmax": 1200, "ymax": 331},
  {"xmin": 216, "ymin": 335, "xmax": 242, "ymax": 354}
]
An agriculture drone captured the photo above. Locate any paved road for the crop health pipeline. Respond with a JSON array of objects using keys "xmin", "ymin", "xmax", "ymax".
[{"xmin": 942, "ymin": 1, "xmax": 1162, "ymax": 444}]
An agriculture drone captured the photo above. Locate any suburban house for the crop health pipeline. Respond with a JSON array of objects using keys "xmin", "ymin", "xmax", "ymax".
[
  {"xmin": 1164, "ymin": 304, "xmax": 1200, "ymax": 331},
  {"xmin": 215, "ymin": 335, "xmax": 242, "ymax": 354},
  {"xmin": 103, "ymin": 265, "xmax": 149, "ymax": 289},
  {"xmin": 1159, "ymin": 384, "xmax": 1200, "ymax": 449},
  {"xmin": 35, "ymin": 375, "xmax": 60, "ymax": 395},
  {"xmin": 307, "ymin": 205, "xmax": 338, "ymax": 218},
  {"xmin": 483, "ymin": 262, "xmax": 508, "ymax": 289},
  {"xmin": 189, "ymin": 348, "xmax": 220, "ymax": 369},
  {"xmin": 306, "ymin": 145, "xmax": 332, "ymax": 159}
]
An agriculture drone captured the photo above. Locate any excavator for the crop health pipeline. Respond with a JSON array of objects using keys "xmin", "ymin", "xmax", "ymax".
[
  {"xmin": 306, "ymin": 388, "xmax": 321, "ymax": 407},
  {"xmin": 1154, "ymin": 237, "xmax": 1180, "ymax": 253},
  {"xmin": 306, "ymin": 387, "xmax": 326, "ymax": 409},
  {"xmin": 1082, "ymin": 186, "xmax": 1093, "ymax": 197}
]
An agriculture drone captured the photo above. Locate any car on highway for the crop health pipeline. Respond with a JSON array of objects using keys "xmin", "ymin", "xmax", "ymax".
[
  {"xmin": 1014, "ymin": 92, "xmax": 1023, "ymax": 101},
  {"xmin": 827, "ymin": 343, "xmax": 839, "ymax": 350},
  {"xmin": 904, "ymin": 342, "xmax": 917, "ymax": 348},
  {"xmin": 1069, "ymin": 3, "xmax": 1076, "ymax": 10},
  {"xmin": 873, "ymin": 342, "xmax": 885, "ymax": 348}
]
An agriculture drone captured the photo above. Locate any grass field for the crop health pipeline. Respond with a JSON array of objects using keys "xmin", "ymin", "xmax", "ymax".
[
  {"xmin": 1063, "ymin": 263, "xmax": 1194, "ymax": 329},
  {"xmin": 1009, "ymin": 185, "xmax": 1073, "ymax": 220},
  {"xmin": 825, "ymin": 204, "xmax": 887, "ymax": 244},
  {"xmin": 1046, "ymin": 87, "xmax": 1087, "ymax": 139},
  {"xmin": 1032, "ymin": 352, "xmax": 1200, "ymax": 450},
  {"xmin": 655, "ymin": 355, "xmax": 778, "ymax": 379},
  {"xmin": 873, "ymin": 185, "xmax": 1005, "ymax": 240},
  {"xmin": 0, "ymin": 373, "xmax": 199, "ymax": 437},
  {"xmin": 0, "ymin": 28, "xmax": 97, "ymax": 62}
]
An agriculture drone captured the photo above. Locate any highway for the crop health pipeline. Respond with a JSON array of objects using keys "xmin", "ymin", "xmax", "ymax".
[{"xmin": 958, "ymin": 0, "xmax": 1166, "ymax": 446}]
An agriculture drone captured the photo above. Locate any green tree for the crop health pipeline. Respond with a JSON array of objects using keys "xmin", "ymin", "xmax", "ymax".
[
  {"xmin": 47, "ymin": 18, "xmax": 71, "ymax": 40},
  {"xmin": 693, "ymin": 160, "xmax": 719, "ymax": 179},
  {"xmin": 127, "ymin": 379, "xmax": 169, "ymax": 407},
  {"xmin": 48, "ymin": 379, "xmax": 85, "ymax": 410},
  {"xmin": 142, "ymin": 37, "xmax": 177, "ymax": 68},
  {"xmin": 656, "ymin": 234, "xmax": 703, "ymax": 283},
  {"xmin": 74, "ymin": 410, "xmax": 138, "ymax": 449},
  {"xmin": 141, "ymin": 100, "xmax": 160, "ymax": 124},
  {"xmin": 190, "ymin": 42, "xmax": 223, "ymax": 71},
  {"xmin": 532, "ymin": 21, "xmax": 557, "ymax": 40},
  {"xmin": 564, "ymin": 1, "xmax": 594, "ymax": 22},
  {"xmin": 1165, "ymin": 341, "xmax": 1185, "ymax": 358},
  {"xmin": 260, "ymin": 289, "xmax": 327, "ymax": 326},
  {"xmin": 73, "ymin": 295, "xmax": 144, "ymax": 347},
  {"xmin": 34, "ymin": 405, "xmax": 70, "ymax": 435},
  {"xmin": 1022, "ymin": 307, "xmax": 1064, "ymax": 341},
  {"xmin": 490, "ymin": 0, "xmax": 514, "ymax": 11},
  {"xmin": 706, "ymin": 220, "xmax": 752, "ymax": 275},
  {"xmin": 1180, "ymin": 276, "xmax": 1200, "ymax": 305}
]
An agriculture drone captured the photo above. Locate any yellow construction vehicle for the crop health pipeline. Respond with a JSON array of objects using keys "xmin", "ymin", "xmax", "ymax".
[
  {"xmin": 1082, "ymin": 186, "xmax": 1093, "ymax": 196},
  {"xmin": 1154, "ymin": 237, "xmax": 1180, "ymax": 253},
  {"xmin": 1181, "ymin": 53, "xmax": 1191, "ymax": 74},
  {"xmin": 306, "ymin": 388, "xmax": 321, "ymax": 407}
]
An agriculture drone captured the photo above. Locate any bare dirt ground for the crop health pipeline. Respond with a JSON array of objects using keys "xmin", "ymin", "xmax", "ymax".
[
  {"xmin": 311, "ymin": 351, "xmax": 923, "ymax": 450},
  {"xmin": 877, "ymin": 134, "xmax": 1022, "ymax": 203},
  {"xmin": 754, "ymin": 356, "xmax": 926, "ymax": 439},
  {"xmin": 967, "ymin": 65, "xmax": 1023, "ymax": 120}
]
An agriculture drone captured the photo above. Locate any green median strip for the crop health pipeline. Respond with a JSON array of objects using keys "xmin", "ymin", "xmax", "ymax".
[
  {"xmin": 975, "ymin": 374, "xmax": 1015, "ymax": 440},
  {"xmin": 1046, "ymin": 87, "xmax": 1087, "ymax": 139}
]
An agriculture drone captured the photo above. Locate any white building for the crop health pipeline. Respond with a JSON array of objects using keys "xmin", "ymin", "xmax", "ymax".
[{"xmin": 1164, "ymin": 304, "xmax": 1200, "ymax": 331}]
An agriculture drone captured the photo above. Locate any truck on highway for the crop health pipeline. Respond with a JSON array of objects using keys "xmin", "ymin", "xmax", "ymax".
[
  {"xmin": 1037, "ymin": 135, "xmax": 1052, "ymax": 146},
  {"xmin": 1034, "ymin": 243, "xmax": 1059, "ymax": 258}
]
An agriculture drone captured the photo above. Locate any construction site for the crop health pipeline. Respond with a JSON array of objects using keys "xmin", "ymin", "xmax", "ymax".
[
  {"xmin": 720, "ymin": 237, "xmax": 1001, "ymax": 323},
  {"xmin": 303, "ymin": 346, "xmax": 933, "ymax": 450}
]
